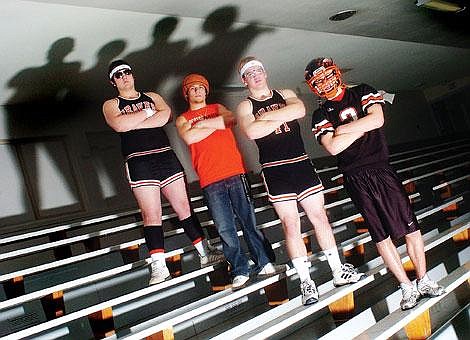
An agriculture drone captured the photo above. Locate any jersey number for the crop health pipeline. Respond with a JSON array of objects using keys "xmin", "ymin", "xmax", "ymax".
[
  {"xmin": 275, "ymin": 122, "xmax": 291, "ymax": 134},
  {"xmin": 339, "ymin": 107, "xmax": 358, "ymax": 122}
]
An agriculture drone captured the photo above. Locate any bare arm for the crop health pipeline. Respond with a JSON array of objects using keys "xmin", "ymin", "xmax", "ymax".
[
  {"xmin": 102, "ymin": 98, "xmax": 152, "ymax": 132},
  {"xmin": 335, "ymin": 103, "xmax": 384, "ymax": 135},
  {"xmin": 319, "ymin": 130, "xmax": 364, "ymax": 155},
  {"xmin": 134, "ymin": 92, "xmax": 172, "ymax": 129},
  {"xmin": 236, "ymin": 99, "xmax": 284, "ymax": 140},
  {"xmin": 257, "ymin": 89, "xmax": 306, "ymax": 122},
  {"xmin": 176, "ymin": 114, "xmax": 216, "ymax": 145},
  {"xmin": 194, "ymin": 104, "xmax": 236, "ymax": 130}
]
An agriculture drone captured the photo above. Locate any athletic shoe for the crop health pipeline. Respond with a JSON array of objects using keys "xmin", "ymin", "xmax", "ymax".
[
  {"xmin": 232, "ymin": 275, "xmax": 250, "ymax": 289},
  {"xmin": 333, "ymin": 263, "xmax": 367, "ymax": 287},
  {"xmin": 300, "ymin": 279, "xmax": 319, "ymax": 305},
  {"xmin": 149, "ymin": 262, "xmax": 171, "ymax": 285},
  {"xmin": 200, "ymin": 248, "xmax": 225, "ymax": 268},
  {"xmin": 400, "ymin": 283, "xmax": 420, "ymax": 310},
  {"xmin": 417, "ymin": 277, "xmax": 445, "ymax": 297},
  {"xmin": 257, "ymin": 263, "xmax": 289, "ymax": 278}
]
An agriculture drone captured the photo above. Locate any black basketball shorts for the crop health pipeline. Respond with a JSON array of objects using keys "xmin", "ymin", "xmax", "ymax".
[
  {"xmin": 344, "ymin": 166, "xmax": 419, "ymax": 243},
  {"xmin": 261, "ymin": 157, "xmax": 324, "ymax": 203},
  {"xmin": 125, "ymin": 148, "xmax": 185, "ymax": 189}
]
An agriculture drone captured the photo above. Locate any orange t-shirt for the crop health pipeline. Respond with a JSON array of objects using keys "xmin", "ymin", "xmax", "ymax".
[{"xmin": 182, "ymin": 104, "xmax": 246, "ymax": 188}]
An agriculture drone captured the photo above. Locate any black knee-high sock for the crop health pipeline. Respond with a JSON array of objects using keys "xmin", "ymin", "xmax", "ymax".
[
  {"xmin": 180, "ymin": 214, "xmax": 205, "ymax": 244},
  {"xmin": 143, "ymin": 225, "xmax": 164, "ymax": 254}
]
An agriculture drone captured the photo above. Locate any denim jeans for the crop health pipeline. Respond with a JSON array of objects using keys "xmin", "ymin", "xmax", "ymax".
[{"xmin": 203, "ymin": 175, "xmax": 275, "ymax": 276}]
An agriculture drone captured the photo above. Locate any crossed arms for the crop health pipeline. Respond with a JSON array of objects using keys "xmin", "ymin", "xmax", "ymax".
[
  {"xmin": 236, "ymin": 89, "xmax": 305, "ymax": 140},
  {"xmin": 176, "ymin": 104, "xmax": 235, "ymax": 145},
  {"xmin": 102, "ymin": 92, "xmax": 171, "ymax": 133},
  {"xmin": 319, "ymin": 103, "xmax": 384, "ymax": 155}
]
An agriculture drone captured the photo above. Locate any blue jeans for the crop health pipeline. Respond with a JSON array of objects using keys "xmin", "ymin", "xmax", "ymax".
[{"xmin": 203, "ymin": 175, "xmax": 275, "ymax": 276}]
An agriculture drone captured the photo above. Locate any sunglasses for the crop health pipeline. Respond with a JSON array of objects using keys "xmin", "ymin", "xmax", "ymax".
[
  {"xmin": 113, "ymin": 69, "xmax": 132, "ymax": 79},
  {"xmin": 243, "ymin": 67, "xmax": 264, "ymax": 79}
]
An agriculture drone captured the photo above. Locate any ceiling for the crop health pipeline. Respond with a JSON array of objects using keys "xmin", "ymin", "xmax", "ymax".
[
  {"xmin": 5, "ymin": 0, "xmax": 470, "ymax": 105},
  {"xmin": 28, "ymin": 0, "xmax": 470, "ymax": 48}
]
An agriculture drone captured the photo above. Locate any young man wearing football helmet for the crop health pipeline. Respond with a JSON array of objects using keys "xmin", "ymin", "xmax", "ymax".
[
  {"xmin": 305, "ymin": 57, "xmax": 445, "ymax": 310},
  {"xmin": 236, "ymin": 56, "xmax": 366, "ymax": 305}
]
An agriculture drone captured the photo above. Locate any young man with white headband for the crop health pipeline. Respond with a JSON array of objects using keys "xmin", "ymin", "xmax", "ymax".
[
  {"xmin": 102, "ymin": 60, "xmax": 224, "ymax": 285},
  {"xmin": 236, "ymin": 56, "xmax": 366, "ymax": 305},
  {"xmin": 176, "ymin": 73, "xmax": 287, "ymax": 289}
]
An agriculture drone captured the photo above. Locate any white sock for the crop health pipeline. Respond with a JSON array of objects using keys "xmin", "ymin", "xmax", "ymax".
[
  {"xmin": 292, "ymin": 256, "xmax": 311, "ymax": 282},
  {"xmin": 151, "ymin": 252, "xmax": 166, "ymax": 266},
  {"xmin": 194, "ymin": 239, "xmax": 208, "ymax": 257},
  {"xmin": 324, "ymin": 247, "xmax": 342, "ymax": 273}
]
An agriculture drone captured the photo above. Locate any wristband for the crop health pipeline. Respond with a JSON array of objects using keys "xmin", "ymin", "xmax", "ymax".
[{"xmin": 144, "ymin": 108, "xmax": 156, "ymax": 118}]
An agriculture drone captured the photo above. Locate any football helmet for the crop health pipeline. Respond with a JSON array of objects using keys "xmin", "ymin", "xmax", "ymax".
[{"xmin": 304, "ymin": 57, "xmax": 343, "ymax": 100}]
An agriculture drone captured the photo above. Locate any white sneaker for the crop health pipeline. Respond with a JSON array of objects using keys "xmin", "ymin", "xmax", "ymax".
[
  {"xmin": 417, "ymin": 276, "xmax": 445, "ymax": 297},
  {"xmin": 257, "ymin": 263, "xmax": 289, "ymax": 278},
  {"xmin": 300, "ymin": 279, "xmax": 319, "ymax": 305},
  {"xmin": 400, "ymin": 282, "xmax": 420, "ymax": 310},
  {"xmin": 232, "ymin": 275, "xmax": 250, "ymax": 289},
  {"xmin": 200, "ymin": 247, "xmax": 225, "ymax": 268},
  {"xmin": 149, "ymin": 262, "xmax": 170, "ymax": 285},
  {"xmin": 333, "ymin": 263, "xmax": 367, "ymax": 287}
]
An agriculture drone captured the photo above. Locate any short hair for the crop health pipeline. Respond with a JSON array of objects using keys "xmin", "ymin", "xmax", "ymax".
[{"xmin": 238, "ymin": 56, "xmax": 261, "ymax": 75}]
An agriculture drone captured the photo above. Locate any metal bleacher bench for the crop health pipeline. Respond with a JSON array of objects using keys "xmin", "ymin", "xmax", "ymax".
[
  {"xmin": 352, "ymin": 262, "xmax": 469, "ymax": 340},
  {"xmin": 108, "ymin": 213, "xmax": 470, "ymax": 340},
  {"xmin": 207, "ymin": 214, "xmax": 469, "ymax": 340},
  {"xmin": 0, "ymin": 138, "xmax": 468, "ymax": 339},
  {"xmin": 0, "ymin": 191, "xmax": 431, "ymax": 305},
  {"xmin": 318, "ymin": 138, "xmax": 470, "ymax": 176},
  {"xmin": 3, "ymin": 145, "xmax": 457, "ymax": 264},
  {"xmin": 1, "ymin": 196, "xmax": 465, "ymax": 340}
]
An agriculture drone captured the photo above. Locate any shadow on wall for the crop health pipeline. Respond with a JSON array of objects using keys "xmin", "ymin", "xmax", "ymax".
[
  {"xmin": 169, "ymin": 6, "xmax": 273, "ymax": 114},
  {"xmin": 1, "ymin": 6, "xmax": 273, "ymax": 226}
]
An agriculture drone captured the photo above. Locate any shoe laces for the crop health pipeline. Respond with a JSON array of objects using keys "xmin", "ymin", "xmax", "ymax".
[
  {"xmin": 419, "ymin": 278, "xmax": 438, "ymax": 290},
  {"xmin": 301, "ymin": 281, "xmax": 316, "ymax": 295},
  {"xmin": 341, "ymin": 263, "xmax": 358, "ymax": 274}
]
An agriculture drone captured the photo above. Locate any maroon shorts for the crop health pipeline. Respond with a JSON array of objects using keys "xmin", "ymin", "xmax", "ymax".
[{"xmin": 344, "ymin": 167, "xmax": 419, "ymax": 243}]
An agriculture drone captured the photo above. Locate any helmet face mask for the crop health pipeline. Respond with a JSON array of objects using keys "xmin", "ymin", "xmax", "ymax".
[{"xmin": 305, "ymin": 58, "xmax": 343, "ymax": 100}]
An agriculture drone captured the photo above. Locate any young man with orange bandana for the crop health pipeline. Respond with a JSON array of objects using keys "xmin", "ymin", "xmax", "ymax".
[{"xmin": 176, "ymin": 73, "xmax": 287, "ymax": 289}]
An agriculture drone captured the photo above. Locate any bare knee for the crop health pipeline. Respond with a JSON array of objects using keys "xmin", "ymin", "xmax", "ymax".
[
  {"xmin": 171, "ymin": 200, "xmax": 191, "ymax": 219},
  {"xmin": 308, "ymin": 209, "xmax": 330, "ymax": 228},
  {"xmin": 404, "ymin": 230, "xmax": 421, "ymax": 241},
  {"xmin": 281, "ymin": 216, "xmax": 301, "ymax": 239},
  {"xmin": 141, "ymin": 209, "xmax": 161, "ymax": 226}
]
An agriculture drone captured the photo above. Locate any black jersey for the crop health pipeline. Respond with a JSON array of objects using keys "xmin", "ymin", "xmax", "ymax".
[
  {"xmin": 311, "ymin": 84, "xmax": 388, "ymax": 174},
  {"xmin": 247, "ymin": 89, "xmax": 307, "ymax": 165},
  {"xmin": 117, "ymin": 92, "xmax": 171, "ymax": 157}
]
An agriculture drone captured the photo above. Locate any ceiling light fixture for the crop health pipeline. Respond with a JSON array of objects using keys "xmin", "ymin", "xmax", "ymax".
[
  {"xmin": 415, "ymin": 0, "xmax": 466, "ymax": 12},
  {"xmin": 329, "ymin": 10, "xmax": 357, "ymax": 21}
]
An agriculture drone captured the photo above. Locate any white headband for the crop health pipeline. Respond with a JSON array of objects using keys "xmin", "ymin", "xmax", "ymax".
[
  {"xmin": 240, "ymin": 60, "xmax": 264, "ymax": 77},
  {"xmin": 109, "ymin": 64, "xmax": 131, "ymax": 79}
]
